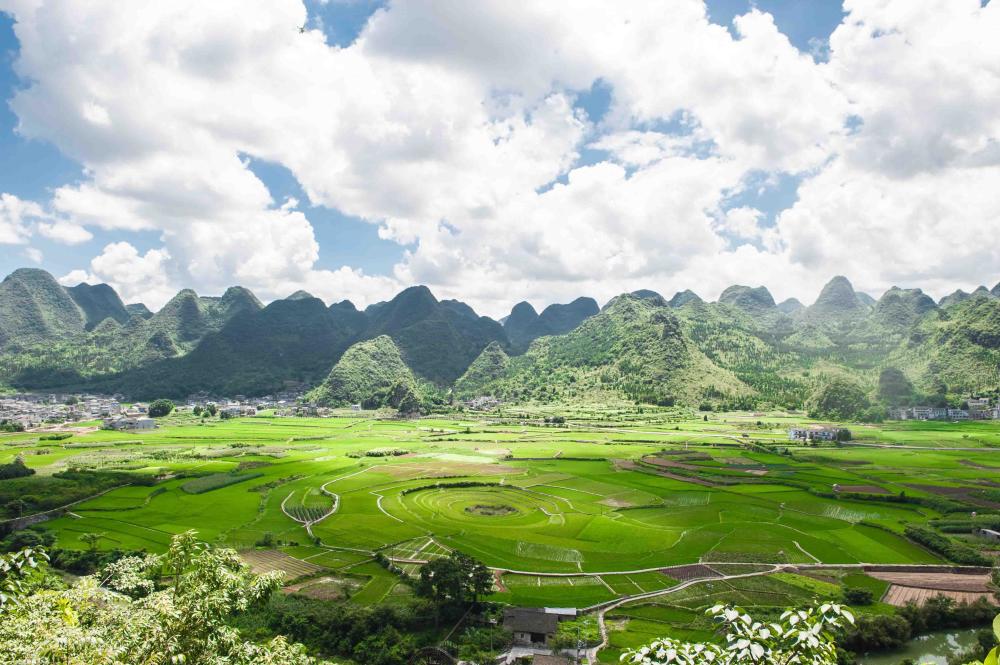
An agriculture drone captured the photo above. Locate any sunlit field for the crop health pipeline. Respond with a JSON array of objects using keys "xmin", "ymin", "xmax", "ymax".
[{"xmin": 4, "ymin": 408, "xmax": 999, "ymax": 612}]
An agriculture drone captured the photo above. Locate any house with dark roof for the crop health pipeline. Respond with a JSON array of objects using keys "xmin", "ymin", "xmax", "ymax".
[{"xmin": 502, "ymin": 607, "xmax": 576, "ymax": 646}]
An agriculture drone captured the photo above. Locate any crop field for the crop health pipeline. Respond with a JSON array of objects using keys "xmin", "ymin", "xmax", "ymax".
[{"xmin": 3, "ymin": 409, "xmax": 999, "ymax": 613}]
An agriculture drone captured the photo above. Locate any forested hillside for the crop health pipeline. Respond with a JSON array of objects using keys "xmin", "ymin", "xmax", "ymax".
[{"xmin": 1, "ymin": 268, "xmax": 999, "ymax": 413}]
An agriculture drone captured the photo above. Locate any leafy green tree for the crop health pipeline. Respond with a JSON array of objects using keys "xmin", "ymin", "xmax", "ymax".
[
  {"xmin": 4, "ymin": 499, "xmax": 26, "ymax": 518},
  {"xmin": 960, "ymin": 614, "xmax": 998, "ymax": 665},
  {"xmin": 0, "ymin": 530, "xmax": 332, "ymax": 664},
  {"xmin": 415, "ymin": 551, "xmax": 492, "ymax": 607},
  {"xmin": 78, "ymin": 532, "xmax": 104, "ymax": 552},
  {"xmin": 205, "ymin": 403, "xmax": 218, "ymax": 417},
  {"xmin": 843, "ymin": 587, "xmax": 874, "ymax": 605},
  {"xmin": 148, "ymin": 398, "xmax": 175, "ymax": 417},
  {"xmin": 0, "ymin": 456, "xmax": 35, "ymax": 480}
]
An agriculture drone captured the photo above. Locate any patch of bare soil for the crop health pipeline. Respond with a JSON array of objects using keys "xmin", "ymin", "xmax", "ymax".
[
  {"xmin": 868, "ymin": 571, "xmax": 992, "ymax": 592},
  {"xmin": 883, "ymin": 585, "xmax": 996, "ymax": 607}
]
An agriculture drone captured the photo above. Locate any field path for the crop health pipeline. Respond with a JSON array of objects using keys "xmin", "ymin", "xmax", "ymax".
[
  {"xmin": 584, "ymin": 564, "xmax": 783, "ymax": 664},
  {"xmin": 581, "ymin": 561, "xmax": 992, "ymax": 664}
]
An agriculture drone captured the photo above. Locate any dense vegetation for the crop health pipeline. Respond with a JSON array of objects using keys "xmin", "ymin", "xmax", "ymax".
[
  {"xmin": 0, "ymin": 532, "xmax": 329, "ymax": 664},
  {"xmin": 4, "ymin": 267, "xmax": 1000, "ymax": 412}
]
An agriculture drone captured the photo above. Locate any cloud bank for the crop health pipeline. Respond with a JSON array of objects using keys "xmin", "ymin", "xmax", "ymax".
[{"xmin": 1, "ymin": 0, "xmax": 997, "ymax": 314}]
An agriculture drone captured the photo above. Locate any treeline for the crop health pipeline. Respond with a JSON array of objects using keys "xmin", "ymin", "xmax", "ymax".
[
  {"xmin": 838, "ymin": 596, "xmax": 997, "ymax": 661},
  {"xmin": 903, "ymin": 526, "xmax": 994, "ymax": 566},
  {"xmin": 0, "ymin": 468, "xmax": 139, "ymax": 521}
]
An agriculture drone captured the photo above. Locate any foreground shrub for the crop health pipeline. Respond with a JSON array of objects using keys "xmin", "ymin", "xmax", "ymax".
[
  {"xmin": 0, "ymin": 530, "xmax": 332, "ymax": 664},
  {"xmin": 621, "ymin": 603, "xmax": 854, "ymax": 665}
]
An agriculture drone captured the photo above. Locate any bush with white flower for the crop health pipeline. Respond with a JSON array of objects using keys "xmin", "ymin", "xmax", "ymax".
[
  {"xmin": 621, "ymin": 603, "xmax": 855, "ymax": 665},
  {"xmin": 0, "ymin": 530, "xmax": 334, "ymax": 664}
]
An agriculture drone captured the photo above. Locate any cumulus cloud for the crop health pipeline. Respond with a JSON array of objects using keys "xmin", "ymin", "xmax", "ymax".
[
  {"xmin": 0, "ymin": 193, "xmax": 45, "ymax": 244},
  {"xmin": 0, "ymin": 0, "xmax": 997, "ymax": 315}
]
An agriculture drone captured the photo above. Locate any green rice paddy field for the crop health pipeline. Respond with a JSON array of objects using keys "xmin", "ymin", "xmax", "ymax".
[{"xmin": 3, "ymin": 410, "xmax": 999, "ymax": 618}]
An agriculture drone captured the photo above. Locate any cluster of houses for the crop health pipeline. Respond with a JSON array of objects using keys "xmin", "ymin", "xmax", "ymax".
[
  {"xmin": 101, "ymin": 402, "xmax": 155, "ymax": 431},
  {"xmin": 888, "ymin": 398, "xmax": 1000, "ymax": 421},
  {"xmin": 787, "ymin": 426, "xmax": 852, "ymax": 442},
  {"xmin": 465, "ymin": 396, "xmax": 502, "ymax": 411},
  {"xmin": 0, "ymin": 393, "xmax": 124, "ymax": 429}
]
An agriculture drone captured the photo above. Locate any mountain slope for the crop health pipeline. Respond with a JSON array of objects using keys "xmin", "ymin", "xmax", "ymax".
[
  {"xmin": 0, "ymin": 268, "xmax": 85, "ymax": 346},
  {"xmin": 308, "ymin": 335, "xmax": 417, "ymax": 407},
  {"xmin": 483, "ymin": 294, "xmax": 750, "ymax": 406},
  {"xmin": 67, "ymin": 283, "xmax": 130, "ymax": 330},
  {"xmin": 454, "ymin": 341, "xmax": 510, "ymax": 398},
  {"xmin": 364, "ymin": 286, "xmax": 507, "ymax": 384},
  {"xmin": 502, "ymin": 297, "xmax": 598, "ymax": 352},
  {"xmin": 802, "ymin": 276, "xmax": 870, "ymax": 328},
  {"xmin": 115, "ymin": 295, "xmax": 356, "ymax": 398}
]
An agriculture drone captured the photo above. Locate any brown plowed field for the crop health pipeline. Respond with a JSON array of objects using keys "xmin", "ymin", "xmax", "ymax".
[
  {"xmin": 868, "ymin": 571, "xmax": 991, "ymax": 592},
  {"xmin": 883, "ymin": 585, "xmax": 995, "ymax": 607}
]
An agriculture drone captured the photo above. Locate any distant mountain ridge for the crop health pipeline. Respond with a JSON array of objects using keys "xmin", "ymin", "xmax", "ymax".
[{"xmin": 2, "ymin": 268, "xmax": 999, "ymax": 413}]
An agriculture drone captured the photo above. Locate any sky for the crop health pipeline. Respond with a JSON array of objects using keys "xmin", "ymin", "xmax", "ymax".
[{"xmin": 0, "ymin": 0, "xmax": 998, "ymax": 317}]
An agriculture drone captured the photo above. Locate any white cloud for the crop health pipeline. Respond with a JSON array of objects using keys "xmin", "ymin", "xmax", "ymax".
[
  {"xmin": 36, "ymin": 220, "xmax": 93, "ymax": 244},
  {"xmin": 57, "ymin": 269, "xmax": 93, "ymax": 286},
  {"xmin": 85, "ymin": 242, "xmax": 175, "ymax": 307},
  {"xmin": 23, "ymin": 247, "xmax": 42, "ymax": 263},
  {"xmin": 0, "ymin": 193, "xmax": 45, "ymax": 244},
  {"xmin": 0, "ymin": 0, "xmax": 997, "ymax": 316}
]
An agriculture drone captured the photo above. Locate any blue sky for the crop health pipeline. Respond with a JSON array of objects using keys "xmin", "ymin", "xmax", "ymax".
[
  {"xmin": 4, "ymin": 0, "xmax": 991, "ymax": 315},
  {"xmin": 0, "ymin": 1, "xmax": 845, "ymax": 285}
]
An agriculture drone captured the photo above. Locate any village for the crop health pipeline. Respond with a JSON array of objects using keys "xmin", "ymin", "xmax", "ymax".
[
  {"xmin": 0, "ymin": 389, "xmax": 308, "ymax": 431},
  {"xmin": 888, "ymin": 397, "xmax": 1000, "ymax": 421}
]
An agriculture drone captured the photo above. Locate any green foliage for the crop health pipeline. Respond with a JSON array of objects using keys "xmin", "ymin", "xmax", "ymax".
[
  {"xmin": 551, "ymin": 615, "xmax": 600, "ymax": 649},
  {"xmin": 0, "ymin": 456, "xmax": 34, "ymax": 480},
  {"xmin": 878, "ymin": 367, "xmax": 914, "ymax": 405},
  {"xmin": 904, "ymin": 526, "xmax": 994, "ymax": 566},
  {"xmin": 842, "ymin": 587, "xmax": 874, "ymax": 605},
  {"xmin": 414, "ymin": 550, "xmax": 492, "ymax": 607},
  {"xmin": 453, "ymin": 341, "xmax": 509, "ymax": 398},
  {"xmin": 622, "ymin": 603, "xmax": 854, "ymax": 665},
  {"xmin": 148, "ymin": 398, "xmax": 175, "ymax": 417},
  {"xmin": 180, "ymin": 472, "xmax": 264, "ymax": 494},
  {"xmin": 484, "ymin": 294, "xmax": 750, "ymax": 407},
  {"xmin": 0, "ymin": 419, "xmax": 25, "ymax": 432},
  {"xmin": 0, "ymin": 531, "xmax": 332, "ymax": 664},
  {"xmin": 809, "ymin": 376, "xmax": 870, "ymax": 420},
  {"xmin": 308, "ymin": 336, "xmax": 419, "ymax": 408}
]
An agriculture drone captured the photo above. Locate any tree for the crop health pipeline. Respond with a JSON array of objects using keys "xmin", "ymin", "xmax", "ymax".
[
  {"xmin": 148, "ymin": 398, "xmax": 175, "ymax": 418},
  {"xmin": 0, "ymin": 456, "xmax": 34, "ymax": 480},
  {"xmin": 0, "ymin": 530, "xmax": 332, "ymax": 664},
  {"xmin": 621, "ymin": 604, "xmax": 854, "ymax": 665},
  {"xmin": 843, "ymin": 587, "xmax": 874, "ymax": 605},
  {"xmin": 78, "ymin": 532, "xmax": 104, "ymax": 552},
  {"xmin": 205, "ymin": 403, "xmax": 219, "ymax": 417},
  {"xmin": 4, "ymin": 499, "xmax": 26, "ymax": 518},
  {"xmin": 960, "ymin": 613, "xmax": 998, "ymax": 665},
  {"xmin": 415, "ymin": 551, "xmax": 492, "ymax": 607},
  {"xmin": 877, "ymin": 367, "xmax": 913, "ymax": 405},
  {"xmin": 193, "ymin": 405, "xmax": 203, "ymax": 416}
]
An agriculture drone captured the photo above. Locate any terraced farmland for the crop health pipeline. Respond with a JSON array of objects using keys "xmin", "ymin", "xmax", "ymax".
[{"xmin": 4, "ymin": 410, "xmax": 999, "ymax": 612}]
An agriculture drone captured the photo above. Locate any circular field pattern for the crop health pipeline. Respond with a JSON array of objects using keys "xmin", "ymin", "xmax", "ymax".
[
  {"xmin": 400, "ymin": 486, "xmax": 561, "ymax": 529},
  {"xmin": 465, "ymin": 503, "xmax": 518, "ymax": 516}
]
